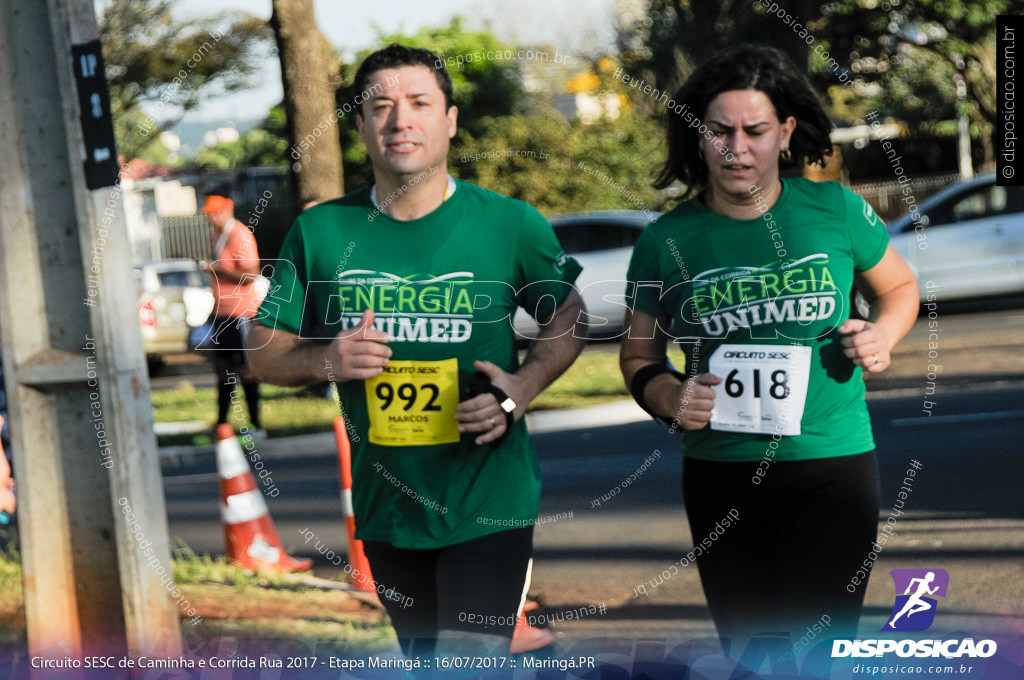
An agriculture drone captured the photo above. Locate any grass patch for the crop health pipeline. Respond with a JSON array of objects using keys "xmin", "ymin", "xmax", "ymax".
[
  {"xmin": 0, "ymin": 543, "xmax": 394, "ymax": 654},
  {"xmin": 0, "ymin": 543, "xmax": 24, "ymax": 648},
  {"xmin": 171, "ymin": 542, "xmax": 292, "ymax": 589},
  {"xmin": 153, "ymin": 381, "xmax": 338, "ymax": 446},
  {"xmin": 530, "ymin": 351, "xmax": 629, "ymax": 410}
]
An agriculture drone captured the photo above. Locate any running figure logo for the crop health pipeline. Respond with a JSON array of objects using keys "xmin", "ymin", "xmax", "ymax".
[{"xmin": 882, "ymin": 568, "xmax": 949, "ymax": 632}]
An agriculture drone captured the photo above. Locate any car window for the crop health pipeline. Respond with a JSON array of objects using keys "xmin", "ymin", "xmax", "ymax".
[
  {"xmin": 185, "ymin": 270, "xmax": 206, "ymax": 288},
  {"xmin": 946, "ymin": 185, "xmax": 1011, "ymax": 224},
  {"xmin": 553, "ymin": 222, "xmax": 643, "ymax": 254},
  {"xmin": 157, "ymin": 271, "xmax": 192, "ymax": 287}
]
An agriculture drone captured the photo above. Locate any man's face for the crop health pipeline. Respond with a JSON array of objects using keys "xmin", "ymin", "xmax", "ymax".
[
  {"xmin": 356, "ymin": 65, "xmax": 457, "ymax": 180},
  {"xmin": 207, "ymin": 209, "xmax": 232, "ymax": 230}
]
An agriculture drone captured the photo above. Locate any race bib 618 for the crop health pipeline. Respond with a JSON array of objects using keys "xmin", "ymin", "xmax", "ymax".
[{"xmin": 708, "ymin": 344, "xmax": 811, "ymax": 436}]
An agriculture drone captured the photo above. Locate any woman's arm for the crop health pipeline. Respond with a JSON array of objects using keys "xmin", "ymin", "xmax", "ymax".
[
  {"xmin": 620, "ymin": 310, "xmax": 721, "ymax": 430},
  {"xmin": 841, "ymin": 245, "xmax": 919, "ymax": 373}
]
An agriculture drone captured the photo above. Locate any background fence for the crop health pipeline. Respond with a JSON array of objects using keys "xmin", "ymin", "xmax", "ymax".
[
  {"xmin": 160, "ymin": 215, "xmax": 211, "ymax": 261},
  {"xmin": 850, "ymin": 172, "xmax": 962, "ymax": 223}
]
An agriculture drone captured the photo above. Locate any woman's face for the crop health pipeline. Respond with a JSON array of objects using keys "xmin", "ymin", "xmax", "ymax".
[{"xmin": 700, "ymin": 89, "xmax": 796, "ymax": 202}]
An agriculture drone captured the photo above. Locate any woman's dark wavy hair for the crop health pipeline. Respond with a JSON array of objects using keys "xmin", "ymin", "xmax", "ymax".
[
  {"xmin": 654, "ymin": 44, "xmax": 833, "ymax": 194},
  {"xmin": 354, "ymin": 43, "xmax": 454, "ymax": 113}
]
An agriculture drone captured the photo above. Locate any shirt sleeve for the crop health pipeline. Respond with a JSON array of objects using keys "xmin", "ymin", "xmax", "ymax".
[
  {"xmin": 625, "ymin": 222, "xmax": 664, "ymax": 317},
  {"xmin": 255, "ymin": 218, "xmax": 307, "ymax": 336},
  {"xmin": 844, "ymin": 187, "xmax": 890, "ymax": 272},
  {"xmin": 514, "ymin": 204, "xmax": 583, "ymax": 322}
]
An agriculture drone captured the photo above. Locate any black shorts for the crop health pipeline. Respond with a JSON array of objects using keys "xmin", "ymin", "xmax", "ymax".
[
  {"xmin": 363, "ymin": 527, "xmax": 533, "ymax": 658},
  {"xmin": 682, "ymin": 451, "xmax": 880, "ymax": 643},
  {"xmin": 201, "ymin": 315, "xmax": 251, "ymax": 365}
]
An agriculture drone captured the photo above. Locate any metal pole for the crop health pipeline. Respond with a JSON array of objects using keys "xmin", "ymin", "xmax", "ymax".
[
  {"xmin": 955, "ymin": 75, "xmax": 974, "ymax": 180},
  {"xmin": 0, "ymin": 0, "xmax": 182, "ymax": 659}
]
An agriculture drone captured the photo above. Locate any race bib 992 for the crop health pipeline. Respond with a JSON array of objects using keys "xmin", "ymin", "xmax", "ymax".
[{"xmin": 365, "ymin": 358, "xmax": 460, "ymax": 446}]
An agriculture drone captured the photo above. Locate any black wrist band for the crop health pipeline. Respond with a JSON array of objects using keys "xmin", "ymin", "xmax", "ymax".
[
  {"xmin": 469, "ymin": 372, "xmax": 515, "ymax": 449},
  {"xmin": 629, "ymin": 362, "xmax": 686, "ymax": 427}
]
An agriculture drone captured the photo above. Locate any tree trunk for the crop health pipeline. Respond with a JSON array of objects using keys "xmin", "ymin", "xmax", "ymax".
[{"xmin": 271, "ymin": 0, "xmax": 344, "ymax": 207}]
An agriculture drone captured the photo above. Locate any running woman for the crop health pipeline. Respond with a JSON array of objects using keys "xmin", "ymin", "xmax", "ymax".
[{"xmin": 620, "ymin": 44, "xmax": 919, "ymax": 656}]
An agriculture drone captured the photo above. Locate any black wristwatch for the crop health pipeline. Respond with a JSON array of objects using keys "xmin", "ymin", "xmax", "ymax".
[{"xmin": 468, "ymin": 371, "xmax": 516, "ymax": 449}]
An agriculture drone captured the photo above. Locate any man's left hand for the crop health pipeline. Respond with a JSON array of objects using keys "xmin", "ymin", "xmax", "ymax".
[{"xmin": 455, "ymin": 360, "xmax": 527, "ymax": 446}]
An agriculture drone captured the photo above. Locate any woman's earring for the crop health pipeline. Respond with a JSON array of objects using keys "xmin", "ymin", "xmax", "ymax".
[{"xmin": 780, "ymin": 148, "xmax": 792, "ymax": 162}]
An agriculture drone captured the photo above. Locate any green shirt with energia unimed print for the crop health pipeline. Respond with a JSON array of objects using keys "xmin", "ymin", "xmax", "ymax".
[
  {"xmin": 258, "ymin": 180, "xmax": 581, "ymax": 548},
  {"xmin": 626, "ymin": 178, "xmax": 889, "ymax": 463}
]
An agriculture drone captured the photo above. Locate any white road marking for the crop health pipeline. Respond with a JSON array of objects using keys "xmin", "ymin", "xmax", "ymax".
[
  {"xmin": 891, "ymin": 409, "xmax": 1024, "ymax": 427},
  {"xmin": 164, "ymin": 472, "xmax": 221, "ymax": 485}
]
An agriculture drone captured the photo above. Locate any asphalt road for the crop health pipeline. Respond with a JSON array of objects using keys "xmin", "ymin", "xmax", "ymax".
[{"xmin": 161, "ymin": 378, "xmax": 1024, "ymax": 651}]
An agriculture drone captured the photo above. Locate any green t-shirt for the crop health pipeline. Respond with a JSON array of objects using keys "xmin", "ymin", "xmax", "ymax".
[
  {"xmin": 626, "ymin": 178, "xmax": 888, "ymax": 462},
  {"xmin": 258, "ymin": 180, "xmax": 581, "ymax": 548}
]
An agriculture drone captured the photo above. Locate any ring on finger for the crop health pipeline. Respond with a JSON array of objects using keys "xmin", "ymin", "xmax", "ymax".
[
  {"xmin": 872, "ymin": 353, "xmax": 880, "ymax": 365},
  {"xmin": 489, "ymin": 417, "xmax": 496, "ymax": 427}
]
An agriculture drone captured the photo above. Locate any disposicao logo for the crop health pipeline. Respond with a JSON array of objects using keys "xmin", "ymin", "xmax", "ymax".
[
  {"xmin": 832, "ymin": 567, "xmax": 998, "ymax": 660},
  {"xmin": 882, "ymin": 568, "xmax": 949, "ymax": 632}
]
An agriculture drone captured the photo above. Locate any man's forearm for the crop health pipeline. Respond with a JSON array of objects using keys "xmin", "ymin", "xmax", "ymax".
[
  {"xmin": 514, "ymin": 292, "xmax": 587, "ymax": 404},
  {"xmin": 247, "ymin": 323, "xmax": 330, "ymax": 387}
]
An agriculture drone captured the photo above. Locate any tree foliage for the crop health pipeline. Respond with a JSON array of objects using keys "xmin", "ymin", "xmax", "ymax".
[
  {"xmin": 818, "ymin": 0, "xmax": 1013, "ymax": 166},
  {"xmin": 454, "ymin": 57, "xmax": 667, "ymax": 216},
  {"xmin": 196, "ymin": 107, "xmax": 290, "ymax": 171},
  {"xmin": 615, "ymin": 0, "xmax": 818, "ymax": 113},
  {"xmin": 614, "ymin": 0, "xmax": 1012, "ymax": 170},
  {"xmin": 99, "ymin": 0, "xmax": 273, "ymax": 159}
]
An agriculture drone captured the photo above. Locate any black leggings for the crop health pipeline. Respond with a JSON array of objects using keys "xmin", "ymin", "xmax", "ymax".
[
  {"xmin": 682, "ymin": 451, "xmax": 879, "ymax": 645},
  {"xmin": 363, "ymin": 527, "xmax": 533, "ymax": 659}
]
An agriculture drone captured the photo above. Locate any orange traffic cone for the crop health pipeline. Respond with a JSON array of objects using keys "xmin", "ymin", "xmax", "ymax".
[
  {"xmin": 216, "ymin": 424, "xmax": 311, "ymax": 572},
  {"xmin": 334, "ymin": 416, "xmax": 375, "ymax": 592}
]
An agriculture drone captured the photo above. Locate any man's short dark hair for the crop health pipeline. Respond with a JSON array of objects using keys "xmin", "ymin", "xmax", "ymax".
[{"xmin": 354, "ymin": 43, "xmax": 453, "ymax": 114}]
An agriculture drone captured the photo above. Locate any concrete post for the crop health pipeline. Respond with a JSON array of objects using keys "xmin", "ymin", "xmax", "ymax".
[{"xmin": 0, "ymin": 0, "xmax": 182, "ymax": 659}]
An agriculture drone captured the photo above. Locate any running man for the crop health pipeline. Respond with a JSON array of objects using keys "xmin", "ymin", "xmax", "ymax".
[
  {"xmin": 888, "ymin": 572, "xmax": 939, "ymax": 628},
  {"xmin": 247, "ymin": 44, "xmax": 585, "ymax": 658}
]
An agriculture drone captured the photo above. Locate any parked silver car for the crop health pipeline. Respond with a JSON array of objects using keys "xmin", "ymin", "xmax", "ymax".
[
  {"xmin": 135, "ymin": 259, "xmax": 215, "ymax": 371},
  {"xmin": 887, "ymin": 173, "xmax": 1023, "ymax": 302},
  {"xmin": 514, "ymin": 210, "xmax": 658, "ymax": 338}
]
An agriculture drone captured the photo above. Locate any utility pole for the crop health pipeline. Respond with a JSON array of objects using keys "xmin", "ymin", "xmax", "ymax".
[
  {"xmin": 954, "ymin": 72, "xmax": 974, "ymax": 180},
  {"xmin": 0, "ymin": 0, "xmax": 181, "ymax": 659}
]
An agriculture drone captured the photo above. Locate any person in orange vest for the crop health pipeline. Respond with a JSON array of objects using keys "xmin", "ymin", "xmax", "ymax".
[{"xmin": 200, "ymin": 194, "xmax": 265, "ymax": 439}]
